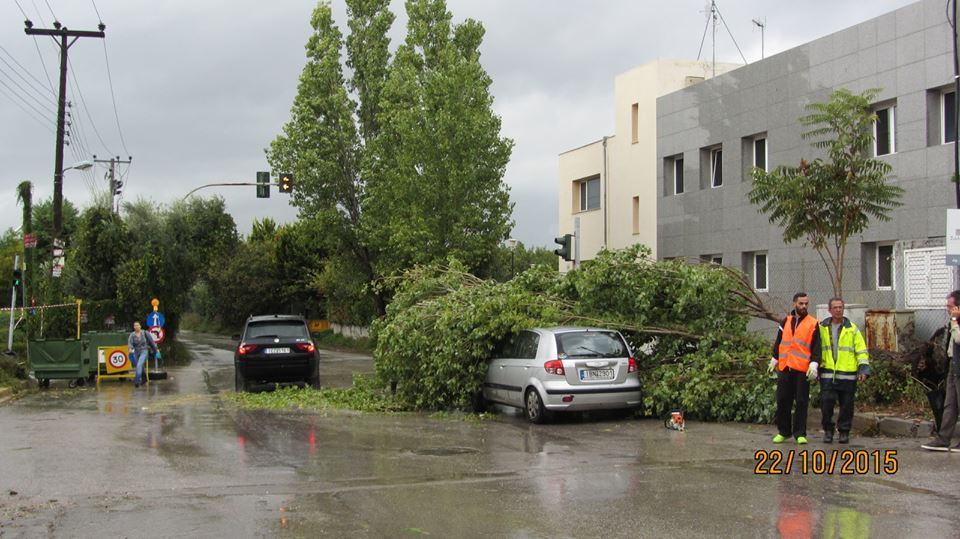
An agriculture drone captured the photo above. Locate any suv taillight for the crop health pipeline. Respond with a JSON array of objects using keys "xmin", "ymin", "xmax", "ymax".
[
  {"xmin": 238, "ymin": 343, "xmax": 258, "ymax": 356},
  {"xmin": 628, "ymin": 357, "xmax": 637, "ymax": 373},
  {"xmin": 544, "ymin": 360, "xmax": 565, "ymax": 375},
  {"xmin": 295, "ymin": 342, "xmax": 316, "ymax": 353}
]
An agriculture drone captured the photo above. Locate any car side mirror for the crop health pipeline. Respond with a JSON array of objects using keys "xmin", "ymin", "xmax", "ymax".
[{"xmin": 231, "ymin": 334, "xmax": 241, "ymax": 341}]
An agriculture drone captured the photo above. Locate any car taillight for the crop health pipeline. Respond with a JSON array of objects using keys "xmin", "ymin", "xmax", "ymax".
[
  {"xmin": 628, "ymin": 357, "xmax": 637, "ymax": 373},
  {"xmin": 238, "ymin": 343, "xmax": 258, "ymax": 356},
  {"xmin": 544, "ymin": 360, "xmax": 565, "ymax": 376},
  {"xmin": 295, "ymin": 342, "xmax": 316, "ymax": 353}
]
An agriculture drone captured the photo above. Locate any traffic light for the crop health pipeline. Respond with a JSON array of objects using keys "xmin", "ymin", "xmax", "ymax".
[
  {"xmin": 12, "ymin": 268, "xmax": 22, "ymax": 288},
  {"xmin": 279, "ymin": 173, "xmax": 293, "ymax": 194},
  {"xmin": 256, "ymin": 171, "xmax": 270, "ymax": 198},
  {"xmin": 553, "ymin": 234, "xmax": 573, "ymax": 261}
]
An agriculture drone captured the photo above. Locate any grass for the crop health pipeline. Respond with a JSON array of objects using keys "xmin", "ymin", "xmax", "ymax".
[{"xmin": 226, "ymin": 374, "xmax": 402, "ymax": 413}]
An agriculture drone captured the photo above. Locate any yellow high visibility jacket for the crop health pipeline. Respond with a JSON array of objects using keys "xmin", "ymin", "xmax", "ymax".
[{"xmin": 818, "ymin": 317, "xmax": 869, "ymax": 379}]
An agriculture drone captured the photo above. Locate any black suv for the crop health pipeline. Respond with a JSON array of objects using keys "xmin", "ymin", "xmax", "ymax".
[{"xmin": 234, "ymin": 314, "xmax": 320, "ymax": 391}]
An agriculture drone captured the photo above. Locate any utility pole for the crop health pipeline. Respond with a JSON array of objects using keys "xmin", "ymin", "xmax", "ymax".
[
  {"xmin": 7, "ymin": 255, "xmax": 20, "ymax": 354},
  {"xmin": 93, "ymin": 155, "xmax": 132, "ymax": 213},
  {"xmin": 24, "ymin": 20, "xmax": 105, "ymax": 240}
]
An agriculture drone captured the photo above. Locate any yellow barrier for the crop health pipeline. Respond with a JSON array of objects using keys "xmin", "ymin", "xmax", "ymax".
[{"xmin": 95, "ymin": 346, "xmax": 149, "ymax": 385}]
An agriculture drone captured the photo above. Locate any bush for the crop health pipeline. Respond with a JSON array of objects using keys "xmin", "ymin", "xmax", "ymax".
[{"xmin": 311, "ymin": 330, "xmax": 372, "ymax": 353}]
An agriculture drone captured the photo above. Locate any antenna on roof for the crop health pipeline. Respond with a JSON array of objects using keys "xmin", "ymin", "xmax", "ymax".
[
  {"xmin": 696, "ymin": 1, "xmax": 749, "ymax": 76},
  {"xmin": 752, "ymin": 17, "xmax": 767, "ymax": 60}
]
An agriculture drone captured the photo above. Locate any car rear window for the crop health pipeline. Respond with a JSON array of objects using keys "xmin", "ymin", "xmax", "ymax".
[
  {"xmin": 245, "ymin": 321, "xmax": 309, "ymax": 339},
  {"xmin": 555, "ymin": 331, "xmax": 629, "ymax": 359}
]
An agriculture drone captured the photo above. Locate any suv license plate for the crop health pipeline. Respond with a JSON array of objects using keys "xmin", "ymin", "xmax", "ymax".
[
  {"xmin": 580, "ymin": 368, "xmax": 614, "ymax": 381},
  {"xmin": 265, "ymin": 347, "xmax": 291, "ymax": 354}
]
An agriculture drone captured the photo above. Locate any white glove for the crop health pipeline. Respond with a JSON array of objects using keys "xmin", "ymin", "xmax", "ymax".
[
  {"xmin": 767, "ymin": 358, "xmax": 778, "ymax": 373},
  {"xmin": 806, "ymin": 362, "xmax": 818, "ymax": 381}
]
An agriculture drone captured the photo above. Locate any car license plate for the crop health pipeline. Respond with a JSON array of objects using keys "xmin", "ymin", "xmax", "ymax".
[
  {"xmin": 265, "ymin": 347, "xmax": 290, "ymax": 354},
  {"xmin": 580, "ymin": 368, "xmax": 614, "ymax": 381}
]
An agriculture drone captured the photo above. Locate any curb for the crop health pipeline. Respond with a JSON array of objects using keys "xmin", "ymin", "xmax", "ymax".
[
  {"xmin": 0, "ymin": 386, "xmax": 12, "ymax": 405},
  {"xmin": 807, "ymin": 409, "xmax": 937, "ymax": 439}
]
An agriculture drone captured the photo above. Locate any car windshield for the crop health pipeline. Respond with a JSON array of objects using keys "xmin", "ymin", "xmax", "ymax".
[
  {"xmin": 555, "ymin": 331, "xmax": 629, "ymax": 358},
  {"xmin": 246, "ymin": 321, "xmax": 308, "ymax": 339}
]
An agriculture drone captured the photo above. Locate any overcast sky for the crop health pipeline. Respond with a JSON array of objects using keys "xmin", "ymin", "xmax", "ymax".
[{"xmin": 0, "ymin": 0, "xmax": 921, "ymax": 248}]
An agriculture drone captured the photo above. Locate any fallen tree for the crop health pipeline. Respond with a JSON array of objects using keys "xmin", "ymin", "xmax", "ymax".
[{"xmin": 372, "ymin": 246, "xmax": 778, "ymax": 422}]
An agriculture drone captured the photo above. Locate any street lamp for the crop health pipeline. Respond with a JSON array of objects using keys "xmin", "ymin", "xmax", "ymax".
[
  {"xmin": 63, "ymin": 160, "xmax": 93, "ymax": 172},
  {"xmin": 507, "ymin": 238, "xmax": 518, "ymax": 277}
]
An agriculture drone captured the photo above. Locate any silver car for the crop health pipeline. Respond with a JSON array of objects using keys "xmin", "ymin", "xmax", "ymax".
[{"xmin": 482, "ymin": 327, "xmax": 641, "ymax": 423}]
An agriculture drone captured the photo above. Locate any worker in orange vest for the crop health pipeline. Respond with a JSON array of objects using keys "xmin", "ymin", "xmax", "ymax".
[{"xmin": 768, "ymin": 292, "xmax": 822, "ymax": 444}]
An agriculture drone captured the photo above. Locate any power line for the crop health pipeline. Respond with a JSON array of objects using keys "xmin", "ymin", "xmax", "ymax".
[
  {"xmin": 0, "ymin": 63, "xmax": 57, "ymax": 112},
  {"xmin": 67, "ymin": 58, "xmax": 114, "ymax": 156},
  {"xmin": 12, "ymin": 0, "xmax": 28, "ymax": 19},
  {"xmin": 90, "ymin": 0, "xmax": 103, "ymax": 23},
  {"xmin": 0, "ymin": 45, "xmax": 56, "ymax": 99},
  {"xmin": 100, "ymin": 40, "xmax": 129, "ymax": 155},
  {"xmin": 0, "ymin": 75, "xmax": 54, "ymax": 121},
  {"xmin": 0, "ymin": 83, "xmax": 55, "ymax": 132},
  {"xmin": 41, "ymin": 0, "xmax": 56, "ymax": 22}
]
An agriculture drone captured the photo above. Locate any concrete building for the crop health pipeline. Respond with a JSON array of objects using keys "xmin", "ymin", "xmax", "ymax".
[
  {"xmin": 557, "ymin": 59, "xmax": 740, "ymax": 272},
  {"xmin": 656, "ymin": 0, "xmax": 956, "ymax": 337}
]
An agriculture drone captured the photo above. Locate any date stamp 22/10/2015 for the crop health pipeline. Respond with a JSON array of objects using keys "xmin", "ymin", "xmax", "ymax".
[{"xmin": 754, "ymin": 449, "xmax": 898, "ymax": 475}]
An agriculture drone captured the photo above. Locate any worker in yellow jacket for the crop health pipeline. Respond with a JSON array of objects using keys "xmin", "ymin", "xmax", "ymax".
[{"xmin": 818, "ymin": 297, "xmax": 870, "ymax": 444}]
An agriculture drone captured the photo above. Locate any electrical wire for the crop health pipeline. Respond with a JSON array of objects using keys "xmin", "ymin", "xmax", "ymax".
[
  {"xmin": 90, "ymin": 0, "xmax": 103, "ymax": 23},
  {"xmin": 0, "ymin": 45, "xmax": 56, "ymax": 100},
  {"xmin": 0, "ymin": 63, "xmax": 56, "ymax": 113},
  {"xmin": 0, "ymin": 83, "xmax": 55, "ymax": 133},
  {"xmin": 0, "ymin": 75, "xmax": 54, "ymax": 121},
  {"xmin": 12, "ymin": 0, "xmax": 28, "ymax": 18},
  {"xmin": 41, "ymin": 0, "xmax": 56, "ymax": 22},
  {"xmin": 100, "ymin": 41, "xmax": 129, "ymax": 156},
  {"xmin": 67, "ymin": 58, "xmax": 114, "ymax": 156}
]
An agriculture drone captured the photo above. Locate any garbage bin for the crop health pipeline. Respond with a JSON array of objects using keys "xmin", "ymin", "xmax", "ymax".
[{"xmin": 29, "ymin": 339, "xmax": 85, "ymax": 387}]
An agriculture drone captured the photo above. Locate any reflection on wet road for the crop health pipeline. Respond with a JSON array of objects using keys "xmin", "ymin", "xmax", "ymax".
[{"xmin": 0, "ymin": 331, "xmax": 958, "ymax": 537}]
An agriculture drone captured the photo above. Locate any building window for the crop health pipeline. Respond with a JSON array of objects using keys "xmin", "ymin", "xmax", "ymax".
[
  {"xmin": 753, "ymin": 137, "xmax": 767, "ymax": 171},
  {"xmin": 873, "ymin": 105, "xmax": 895, "ymax": 156},
  {"xmin": 577, "ymin": 177, "xmax": 600, "ymax": 211},
  {"xmin": 631, "ymin": 103, "xmax": 639, "ymax": 144},
  {"xmin": 672, "ymin": 156, "xmax": 684, "ymax": 195},
  {"xmin": 904, "ymin": 247, "xmax": 954, "ymax": 308},
  {"xmin": 701, "ymin": 254, "xmax": 722, "ymax": 265},
  {"xmin": 632, "ymin": 196, "xmax": 640, "ymax": 234},
  {"xmin": 944, "ymin": 90, "xmax": 956, "ymax": 144},
  {"xmin": 753, "ymin": 252, "xmax": 768, "ymax": 291},
  {"xmin": 877, "ymin": 243, "xmax": 894, "ymax": 290},
  {"xmin": 711, "ymin": 148, "xmax": 723, "ymax": 188}
]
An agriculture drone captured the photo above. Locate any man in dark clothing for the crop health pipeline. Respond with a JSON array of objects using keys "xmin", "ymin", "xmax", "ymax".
[
  {"xmin": 768, "ymin": 292, "xmax": 822, "ymax": 445},
  {"xmin": 922, "ymin": 290, "xmax": 960, "ymax": 451}
]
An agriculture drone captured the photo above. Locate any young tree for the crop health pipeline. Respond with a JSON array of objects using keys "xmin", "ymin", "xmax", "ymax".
[{"xmin": 748, "ymin": 88, "xmax": 903, "ymax": 297}]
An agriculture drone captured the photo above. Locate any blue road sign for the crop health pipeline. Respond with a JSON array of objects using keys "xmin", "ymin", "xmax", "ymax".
[{"xmin": 146, "ymin": 311, "xmax": 165, "ymax": 328}]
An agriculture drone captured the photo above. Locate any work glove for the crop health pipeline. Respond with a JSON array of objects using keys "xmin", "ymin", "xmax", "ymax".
[
  {"xmin": 155, "ymin": 351, "xmax": 162, "ymax": 360},
  {"xmin": 806, "ymin": 362, "xmax": 818, "ymax": 382},
  {"xmin": 767, "ymin": 358, "xmax": 778, "ymax": 373}
]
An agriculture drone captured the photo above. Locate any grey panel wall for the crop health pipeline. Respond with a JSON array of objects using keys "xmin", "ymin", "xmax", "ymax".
[{"xmin": 656, "ymin": 0, "xmax": 954, "ymax": 316}]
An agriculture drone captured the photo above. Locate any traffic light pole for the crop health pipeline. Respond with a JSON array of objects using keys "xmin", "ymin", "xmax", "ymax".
[
  {"xmin": 7, "ymin": 255, "xmax": 20, "ymax": 353},
  {"xmin": 182, "ymin": 181, "xmax": 279, "ymax": 200}
]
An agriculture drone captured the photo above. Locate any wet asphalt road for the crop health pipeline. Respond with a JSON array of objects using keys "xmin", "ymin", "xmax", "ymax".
[{"xmin": 1, "ymin": 332, "xmax": 960, "ymax": 538}]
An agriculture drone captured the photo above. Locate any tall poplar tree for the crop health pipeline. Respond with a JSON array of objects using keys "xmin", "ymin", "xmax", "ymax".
[{"xmin": 268, "ymin": 0, "xmax": 513, "ymax": 319}]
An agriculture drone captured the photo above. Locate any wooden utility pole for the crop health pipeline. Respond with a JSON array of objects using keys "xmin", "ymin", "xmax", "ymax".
[
  {"xmin": 93, "ymin": 155, "xmax": 132, "ymax": 213},
  {"xmin": 24, "ymin": 20, "xmax": 105, "ymax": 240}
]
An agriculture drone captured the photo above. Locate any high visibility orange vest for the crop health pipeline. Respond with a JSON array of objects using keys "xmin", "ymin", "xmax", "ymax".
[{"xmin": 778, "ymin": 314, "xmax": 818, "ymax": 372}]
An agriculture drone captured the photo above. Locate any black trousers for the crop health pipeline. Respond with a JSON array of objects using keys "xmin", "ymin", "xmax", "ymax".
[
  {"xmin": 820, "ymin": 378, "xmax": 857, "ymax": 434},
  {"xmin": 776, "ymin": 368, "xmax": 810, "ymax": 438}
]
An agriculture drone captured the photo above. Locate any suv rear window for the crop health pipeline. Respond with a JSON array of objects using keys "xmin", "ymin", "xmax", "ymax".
[
  {"xmin": 555, "ymin": 331, "xmax": 629, "ymax": 359},
  {"xmin": 245, "ymin": 321, "xmax": 309, "ymax": 339}
]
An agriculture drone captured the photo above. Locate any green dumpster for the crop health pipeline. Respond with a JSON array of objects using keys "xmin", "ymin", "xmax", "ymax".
[{"xmin": 29, "ymin": 339, "xmax": 85, "ymax": 387}]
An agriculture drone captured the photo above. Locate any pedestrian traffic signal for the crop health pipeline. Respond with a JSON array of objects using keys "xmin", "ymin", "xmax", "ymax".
[
  {"xmin": 279, "ymin": 173, "xmax": 293, "ymax": 194},
  {"xmin": 12, "ymin": 268, "xmax": 22, "ymax": 287},
  {"xmin": 256, "ymin": 171, "xmax": 270, "ymax": 198},
  {"xmin": 554, "ymin": 234, "xmax": 573, "ymax": 261}
]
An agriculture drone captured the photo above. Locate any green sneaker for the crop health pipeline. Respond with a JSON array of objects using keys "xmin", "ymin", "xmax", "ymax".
[
  {"xmin": 772, "ymin": 434, "xmax": 786, "ymax": 443},
  {"xmin": 796, "ymin": 436, "xmax": 808, "ymax": 445}
]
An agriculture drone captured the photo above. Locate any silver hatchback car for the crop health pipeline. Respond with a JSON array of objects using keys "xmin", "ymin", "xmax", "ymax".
[{"xmin": 482, "ymin": 327, "xmax": 641, "ymax": 423}]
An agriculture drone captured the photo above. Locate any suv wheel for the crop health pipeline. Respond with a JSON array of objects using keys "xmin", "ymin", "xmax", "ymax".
[
  {"xmin": 235, "ymin": 368, "xmax": 247, "ymax": 392},
  {"xmin": 307, "ymin": 365, "xmax": 320, "ymax": 389},
  {"xmin": 525, "ymin": 388, "xmax": 550, "ymax": 424}
]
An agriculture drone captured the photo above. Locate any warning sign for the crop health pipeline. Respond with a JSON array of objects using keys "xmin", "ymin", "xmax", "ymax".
[
  {"xmin": 100, "ymin": 346, "xmax": 131, "ymax": 374},
  {"xmin": 148, "ymin": 326, "xmax": 165, "ymax": 344}
]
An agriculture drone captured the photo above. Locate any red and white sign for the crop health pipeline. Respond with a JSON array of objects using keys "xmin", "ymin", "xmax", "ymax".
[
  {"xmin": 100, "ymin": 346, "xmax": 131, "ymax": 374},
  {"xmin": 149, "ymin": 325, "xmax": 165, "ymax": 344},
  {"xmin": 23, "ymin": 233, "xmax": 36, "ymax": 248},
  {"xmin": 109, "ymin": 350, "xmax": 127, "ymax": 369}
]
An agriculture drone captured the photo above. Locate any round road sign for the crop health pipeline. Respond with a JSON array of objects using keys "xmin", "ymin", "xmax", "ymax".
[
  {"xmin": 149, "ymin": 325, "xmax": 165, "ymax": 344},
  {"xmin": 109, "ymin": 350, "xmax": 128, "ymax": 370}
]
